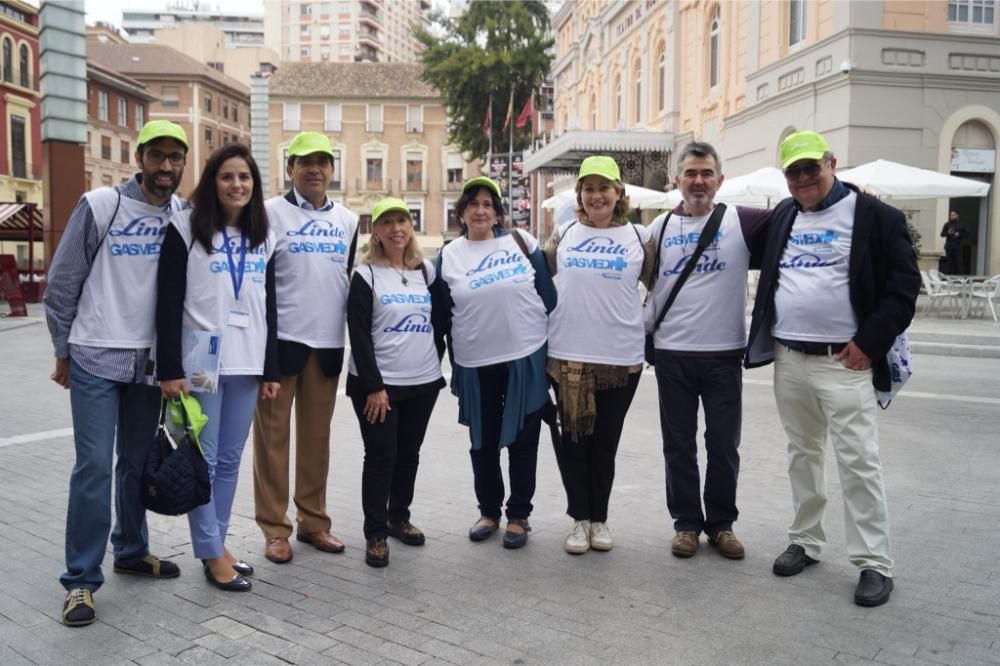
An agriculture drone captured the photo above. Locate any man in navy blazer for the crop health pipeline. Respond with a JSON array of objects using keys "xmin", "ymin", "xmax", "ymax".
[{"xmin": 745, "ymin": 131, "xmax": 919, "ymax": 607}]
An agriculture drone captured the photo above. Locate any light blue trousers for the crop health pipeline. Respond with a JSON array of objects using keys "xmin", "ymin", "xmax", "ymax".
[{"xmin": 188, "ymin": 375, "xmax": 259, "ymax": 560}]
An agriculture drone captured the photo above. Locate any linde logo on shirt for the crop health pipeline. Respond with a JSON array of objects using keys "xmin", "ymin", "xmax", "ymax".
[
  {"xmin": 379, "ymin": 293, "xmax": 431, "ymax": 305},
  {"xmin": 287, "ymin": 220, "xmax": 348, "ymax": 257},
  {"xmin": 563, "ymin": 235, "xmax": 631, "ymax": 279},
  {"xmin": 465, "ymin": 249, "xmax": 522, "ymax": 276},
  {"xmin": 209, "ymin": 241, "xmax": 268, "ymax": 275},
  {"xmin": 108, "ymin": 215, "xmax": 167, "ymax": 257},
  {"xmin": 779, "ymin": 253, "xmax": 837, "ymax": 269},
  {"xmin": 567, "ymin": 236, "xmax": 628, "ymax": 255},
  {"xmin": 383, "ymin": 312, "xmax": 432, "ymax": 334},
  {"xmin": 663, "ymin": 252, "xmax": 727, "ymax": 276},
  {"xmin": 781, "ymin": 229, "xmax": 840, "ymax": 270},
  {"xmin": 663, "ymin": 230, "xmax": 723, "ymax": 249}
]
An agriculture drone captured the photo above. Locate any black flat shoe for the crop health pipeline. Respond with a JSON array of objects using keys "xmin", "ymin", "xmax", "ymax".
[
  {"xmin": 854, "ymin": 569, "xmax": 893, "ymax": 607},
  {"xmin": 772, "ymin": 544, "xmax": 819, "ymax": 576},
  {"xmin": 468, "ymin": 517, "xmax": 499, "ymax": 542},
  {"xmin": 502, "ymin": 519, "xmax": 530, "ymax": 549},
  {"xmin": 232, "ymin": 560, "xmax": 254, "ymax": 577},
  {"xmin": 202, "ymin": 563, "xmax": 251, "ymax": 592}
]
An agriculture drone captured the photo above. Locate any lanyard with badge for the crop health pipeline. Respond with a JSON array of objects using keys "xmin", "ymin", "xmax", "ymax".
[{"xmin": 222, "ymin": 227, "xmax": 250, "ymax": 328}]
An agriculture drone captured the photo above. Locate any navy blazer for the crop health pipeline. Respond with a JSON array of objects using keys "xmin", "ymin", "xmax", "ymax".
[
  {"xmin": 745, "ymin": 183, "xmax": 920, "ymax": 392},
  {"xmin": 276, "ymin": 189, "xmax": 358, "ymax": 378}
]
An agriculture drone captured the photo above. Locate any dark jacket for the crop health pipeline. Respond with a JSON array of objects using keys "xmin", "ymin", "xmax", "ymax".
[
  {"xmin": 745, "ymin": 183, "xmax": 920, "ymax": 392},
  {"xmin": 276, "ymin": 189, "xmax": 358, "ymax": 378}
]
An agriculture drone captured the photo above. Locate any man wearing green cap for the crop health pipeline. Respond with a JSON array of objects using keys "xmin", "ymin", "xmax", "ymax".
[
  {"xmin": 253, "ymin": 131, "xmax": 358, "ymax": 563},
  {"xmin": 44, "ymin": 120, "xmax": 190, "ymax": 626},
  {"xmin": 746, "ymin": 130, "xmax": 920, "ymax": 607}
]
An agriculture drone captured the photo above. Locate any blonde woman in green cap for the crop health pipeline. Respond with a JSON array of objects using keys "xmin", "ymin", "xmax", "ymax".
[
  {"xmin": 45, "ymin": 119, "xmax": 189, "ymax": 626},
  {"xmin": 429, "ymin": 176, "xmax": 557, "ymax": 549},
  {"xmin": 544, "ymin": 155, "xmax": 654, "ymax": 555},
  {"xmin": 345, "ymin": 197, "xmax": 445, "ymax": 567}
]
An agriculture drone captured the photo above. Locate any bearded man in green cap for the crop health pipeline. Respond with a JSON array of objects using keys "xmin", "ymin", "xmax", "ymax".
[
  {"xmin": 44, "ymin": 120, "xmax": 190, "ymax": 626},
  {"xmin": 253, "ymin": 131, "xmax": 359, "ymax": 563},
  {"xmin": 745, "ymin": 130, "xmax": 919, "ymax": 607}
]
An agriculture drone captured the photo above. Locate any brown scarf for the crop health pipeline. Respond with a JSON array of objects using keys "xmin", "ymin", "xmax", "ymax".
[{"xmin": 547, "ymin": 358, "xmax": 641, "ymax": 440}]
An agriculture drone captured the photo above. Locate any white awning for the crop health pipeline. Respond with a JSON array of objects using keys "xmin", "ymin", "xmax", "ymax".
[{"xmin": 523, "ymin": 129, "xmax": 674, "ymax": 175}]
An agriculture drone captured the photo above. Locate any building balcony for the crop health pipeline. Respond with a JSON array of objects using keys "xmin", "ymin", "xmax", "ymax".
[{"xmin": 358, "ymin": 31, "xmax": 382, "ymax": 46}]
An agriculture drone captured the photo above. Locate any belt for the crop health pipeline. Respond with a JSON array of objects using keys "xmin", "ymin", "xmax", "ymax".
[{"xmin": 776, "ymin": 338, "xmax": 847, "ymax": 356}]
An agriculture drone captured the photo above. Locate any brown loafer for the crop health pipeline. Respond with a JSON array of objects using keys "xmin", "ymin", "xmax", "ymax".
[
  {"xmin": 264, "ymin": 536, "xmax": 292, "ymax": 564},
  {"xmin": 296, "ymin": 530, "xmax": 346, "ymax": 553}
]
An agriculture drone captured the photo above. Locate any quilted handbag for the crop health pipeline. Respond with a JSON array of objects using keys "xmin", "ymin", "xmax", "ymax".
[{"xmin": 141, "ymin": 399, "xmax": 211, "ymax": 516}]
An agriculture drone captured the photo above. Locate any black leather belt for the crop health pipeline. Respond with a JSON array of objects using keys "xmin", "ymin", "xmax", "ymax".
[{"xmin": 776, "ymin": 338, "xmax": 847, "ymax": 356}]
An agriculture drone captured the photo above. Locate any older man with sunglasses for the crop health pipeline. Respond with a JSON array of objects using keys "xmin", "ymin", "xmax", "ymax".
[{"xmin": 745, "ymin": 131, "xmax": 919, "ymax": 607}]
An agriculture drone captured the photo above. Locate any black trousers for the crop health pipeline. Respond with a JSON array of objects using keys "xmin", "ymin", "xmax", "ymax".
[
  {"xmin": 468, "ymin": 363, "xmax": 542, "ymax": 522},
  {"xmin": 552, "ymin": 372, "xmax": 640, "ymax": 523},
  {"xmin": 943, "ymin": 244, "xmax": 964, "ymax": 275},
  {"xmin": 654, "ymin": 351, "xmax": 741, "ymax": 536},
  {"xmin": 350, "ymin": 389, "xmax": 439, "ymax": 539}
]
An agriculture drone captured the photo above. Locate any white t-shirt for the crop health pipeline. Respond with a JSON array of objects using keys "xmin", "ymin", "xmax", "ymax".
[
  {"xmin": 170, "ymin": 209, "xmax": 276, "ymax": 375},
  {"xmin": 645, "ymin": 206, "xmax": 751, "ymax": 352},
  {"xmin": 69, "ymin": 187, "xmax": 185, "ymax": 348},
  {"xmin": 438, "ymin": 231, "xmax": 548, "ymax": 368},
  {"xmin": 548, "ymin": 221, "xmax": 649, "ymax": 366},
  {"xmin": 773, "ymin": 191, "xmax": 859, "ymax": 342},
  {"xmin": 348, "ymin": 261, "xmax": 443, "ymax": 386},
  {"xmin": 266, "ymin": 196, "xmax": 358, "ymax": 348}
]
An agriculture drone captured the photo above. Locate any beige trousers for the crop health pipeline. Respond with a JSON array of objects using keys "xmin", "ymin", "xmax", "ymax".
[
  {"xmin": 252, "ymin": 352, "xmax": 339, "ymax": 539},
  {"xmin": 773, "ymin": 344, "xmax": 893, "ymax": 576}
]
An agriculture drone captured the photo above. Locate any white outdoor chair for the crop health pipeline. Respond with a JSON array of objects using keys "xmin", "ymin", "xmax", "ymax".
[
  {"xmin": 921, "ymin": 270, "xmax": 964, "ymax": 317},
  {"xmin": 968, "ymin": 276, "xmax": 1000, "ymax": 322}
]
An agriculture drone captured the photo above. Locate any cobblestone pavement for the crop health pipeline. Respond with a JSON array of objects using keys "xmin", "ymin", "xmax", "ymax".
[{"xmin": 1, "ymin": 309, "xmax": 1000, "ymax": 665}]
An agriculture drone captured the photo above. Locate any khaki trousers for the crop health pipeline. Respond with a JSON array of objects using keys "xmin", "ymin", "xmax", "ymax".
[
  {"xmin": 253, "ymin": 352, "xmax": 339, "ymax": 539},
  {"xmin": 773, "ymin": 345, "xmax": 893, "ymax": 576}
]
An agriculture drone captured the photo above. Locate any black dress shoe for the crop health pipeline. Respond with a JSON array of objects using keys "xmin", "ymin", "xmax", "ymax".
[
  {"xmin": 854, "ymin": 569, "xmax": 893, "ymax": 607},
  {"xmin": 468, "ymin": 517, "xmax": 499, "ymax": 542},
  {"xmin": 203, "ymin": 563, "xmax": 252, "ymax": 592},
  {"xmin": 502, "ymin": 519, "xmax": 530, "ymax": 549},
  {"xmin": 772, "ymin": 544, "xmax": 819, "ymax": 576},
  {"xmin": 232, "ymin": 560, "xmax": 254, "ymax": 577}
]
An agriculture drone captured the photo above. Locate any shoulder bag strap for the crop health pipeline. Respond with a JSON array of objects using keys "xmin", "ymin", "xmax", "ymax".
[
  {"xmin": 509, "ymin": 228, "xmax": 530, "ymax": 259},
  {"xmin": 645, "ymin": 212, "xmax": 673, "ymax": 298},
  {"xmin": 419, "ymin": 260, "xmax": 429, "ymax": 286},
  {"xmin": 649, "ymin": 204, "xmax": 727, "ymax": 334}
]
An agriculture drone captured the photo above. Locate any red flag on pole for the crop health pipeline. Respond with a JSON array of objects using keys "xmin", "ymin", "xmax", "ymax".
[{"xmin": 515, "ymin": 96, "xmax": 534, "ymax": 128}]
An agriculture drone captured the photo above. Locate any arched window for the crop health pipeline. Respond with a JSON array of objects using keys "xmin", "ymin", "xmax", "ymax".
[
  {"xmin": 657, "ymin": 46, "xmax": 666, "ymax": 112},
  {"xmin": 634, "ymin": 59, "xmax": 642, "ymax": 123},
  {"xmin": 18, "ymin": 44, "xmax": 28, "ymax": 88},
  {"xmin": 615, "ymin": 73, "xmax": 623, "ymax": 127},
  {"xmin": 2, "ymin": 39, "xmax": 11, "ymax": 83},
  {"xmin": 709, "ymin": 7, "xmax": 720, "ymax": 88}
]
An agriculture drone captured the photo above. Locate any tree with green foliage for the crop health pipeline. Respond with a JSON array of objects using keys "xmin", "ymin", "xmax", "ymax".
[{"xmin": 415, "ymin": 0, "xmax": 553, "ymax": 159}]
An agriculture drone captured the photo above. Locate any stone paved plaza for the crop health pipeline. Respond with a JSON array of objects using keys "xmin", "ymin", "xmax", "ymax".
[{"xmin": 1, "ymin": 307, "xmax": 999, "ymax": 665}]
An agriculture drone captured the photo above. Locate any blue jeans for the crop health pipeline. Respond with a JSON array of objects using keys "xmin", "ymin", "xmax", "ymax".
[
  {"xmin": 61, "ymin": 359, "xmax": 161, "ymax": 592},
  {"xmin": 188, "ymin": 375, "xmax": 259, "ymax": 560}
]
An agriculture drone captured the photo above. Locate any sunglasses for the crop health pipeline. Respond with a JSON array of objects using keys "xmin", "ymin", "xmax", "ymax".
[{"xmin": 783, "ymin": 161, "xmax": 825, "ymax": 180}]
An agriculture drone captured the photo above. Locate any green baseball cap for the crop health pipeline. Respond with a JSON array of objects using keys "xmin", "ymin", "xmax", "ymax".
[
  {"xmin": 372, "ymin": 197, "xmax": 412, "ymax": 224},
  {"xmin": 462, "ymin": 176, "xmax": 502, "ymax": 200},
  {"xmin": 288, "ymin": 131, "xmax": 334, "ymax": 158},
  {"xmin": 780, "ymin": 131, "xmax": 831, "ymax": 170},
  {"xmin": 137, "ymin": 120, "xmax": 188, "ymax": 149},
  {"xmin": 577, "ymin": 155, "xmax": 621, "ymax": 182}
]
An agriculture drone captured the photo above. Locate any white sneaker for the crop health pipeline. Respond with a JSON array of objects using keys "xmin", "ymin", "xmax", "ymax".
[
  {"xmin": 564, "ymin": 520, "xmax": 591, "ymax": 554},
  {"xmin": 590, "ymin": 522, "xmax": 613, "ymax": 551}
]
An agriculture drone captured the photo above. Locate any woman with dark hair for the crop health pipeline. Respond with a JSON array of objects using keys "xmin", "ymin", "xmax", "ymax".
[
  {"xmin": 543, "ymin": 155, "xmax": 654, "ymax": 555},
  {"xmin": 346, "ymin": 197, "xmax": 445, "ymax": 567},
  {"xmin": 430, "ymin": 177, "xmax": 556, "ymax": 549},
  {"xmin": 156, "ymin": 143, "xmax": 280, "ymax": 591}
]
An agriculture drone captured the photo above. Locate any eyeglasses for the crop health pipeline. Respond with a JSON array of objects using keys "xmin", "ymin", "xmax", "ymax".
[
  {"xmin": 145, "ymin": 149, "xmax": 186, "ymax": 166},
  {"xmin": 783, "ymin": 161, "xmax": 825, "ymax": 180}
]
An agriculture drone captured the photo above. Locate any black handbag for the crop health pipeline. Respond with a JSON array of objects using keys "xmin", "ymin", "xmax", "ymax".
[
  {"xmin": 141, "ymin": 399, "xmax": 211, "ymax": 516},
  {"xmin": 644, "ymin": 205, "xmax": 727, "ymax": 364}
]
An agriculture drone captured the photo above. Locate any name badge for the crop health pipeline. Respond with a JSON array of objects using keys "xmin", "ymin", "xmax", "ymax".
[{"xmin": 228, "ymin": 309, "xmax": 250, "ymax": 328}]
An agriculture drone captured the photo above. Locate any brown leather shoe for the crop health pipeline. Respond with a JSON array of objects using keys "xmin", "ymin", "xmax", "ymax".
[
  {"xmin": 264, "ymin": 537, "xmax": 292, "ymax": 563},
  {"xmin": 671, "ymin": 530, "xmax": 699, "ymax": 558},
  {"xmin": 296, "ymin": 530, "xmax": 346, "ymax": 553},
  {"xmin": 708, "ymin": 530, "xmax": 745, "ymax": 560}
]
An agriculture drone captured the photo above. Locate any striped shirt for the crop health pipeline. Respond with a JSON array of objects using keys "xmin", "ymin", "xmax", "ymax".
[{"xmin": 43, "ymin": 175, "xmax": 184, "ymax": 384}]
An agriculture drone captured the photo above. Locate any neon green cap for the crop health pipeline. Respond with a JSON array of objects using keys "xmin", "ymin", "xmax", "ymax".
[
  {"xmin": 137, "ymin": 120, "xmax": 188, "ymax": 149},
  {"xmin": 780, "ymin": 131, "xmax": 831, "ymax": 170},
  {"xmin": 577, "ymin": 155, "xmax": 621, "ymax": 182},
  {"xmin": 372, "ymin": 197, "xmax": 412, "ymax": 224},
  {"xmin": 288, "ymin": 131, "xmax": 334, "ymax": 158},
  {"xmin": 462, "ymin": 176, "xmax": 502, "ymax": 200}
]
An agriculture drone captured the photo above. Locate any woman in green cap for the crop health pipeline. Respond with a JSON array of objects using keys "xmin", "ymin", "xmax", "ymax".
[
  {"xmin": 430, "ymin": 177, "xmax": 557, "ymax": 549},
  {"xmin": 345, "ymin": 197, "xmax": 445, "ymax": 568},
  {"xmin": 544, "ymin": 155, "xmax": 654, "ymax": 555}
]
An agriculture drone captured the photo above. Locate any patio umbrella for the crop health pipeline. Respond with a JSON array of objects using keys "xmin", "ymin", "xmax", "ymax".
[
  {"xmin": 716, "ymin": 166, "xmax": 791, "ymax": 206},
  {"xmin": 836, "ymin": 159, "xmax": 991, "ymax": 200},
  {"xmin": 542, "ymin": 183, "xmax": 673, "ymax": 211}
]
